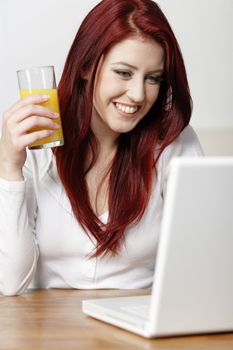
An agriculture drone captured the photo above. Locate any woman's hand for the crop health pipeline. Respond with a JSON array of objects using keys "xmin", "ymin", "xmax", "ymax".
[{"xmin": 0, "ymin": 94, "xmax": 59, "ymax": 181}]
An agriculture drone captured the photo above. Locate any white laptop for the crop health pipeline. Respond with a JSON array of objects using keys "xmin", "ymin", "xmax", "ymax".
[{"xmin": 82, "ymin": 157, "xmax": 233, "ymax": 338}]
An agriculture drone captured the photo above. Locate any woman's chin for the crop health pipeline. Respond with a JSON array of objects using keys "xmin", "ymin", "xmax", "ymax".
[{"xmin": 110, "ymin": 121, "xmax": 138, "ymax": 134}]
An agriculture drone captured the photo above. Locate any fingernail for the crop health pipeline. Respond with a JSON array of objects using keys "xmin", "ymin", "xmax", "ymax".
[
  {"xmin": 53, "ymin": 112, "xmax": 59, "ymax": 118},
  {"xmin": 42, "ymin": 94, "xmax": 50, "ymax": 100}
]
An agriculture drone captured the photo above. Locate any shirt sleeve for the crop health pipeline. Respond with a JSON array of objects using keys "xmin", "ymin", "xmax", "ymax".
[
  {"xmin": 0, "ymin": 170, "xmax": 39, "ymax": 296},
  {"xmin": 159, "ymin": 125, "xmax": 204, "ymax": 198}
]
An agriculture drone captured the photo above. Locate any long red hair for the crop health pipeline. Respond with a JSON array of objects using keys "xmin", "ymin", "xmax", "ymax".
[{"xmin": 55, "ymin": 0, "xmax": 192, "ymax": 257}]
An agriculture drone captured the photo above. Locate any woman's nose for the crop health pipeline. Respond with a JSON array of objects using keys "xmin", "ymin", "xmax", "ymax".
[{"xmin": 126, "ymin": 79, "xmax": 145, "ymax": 104}]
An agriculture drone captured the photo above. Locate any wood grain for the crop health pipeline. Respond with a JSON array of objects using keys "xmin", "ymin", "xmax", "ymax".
[{"xmin": 0, "ymin": 289, "xmax": 232, "ymax": 350}]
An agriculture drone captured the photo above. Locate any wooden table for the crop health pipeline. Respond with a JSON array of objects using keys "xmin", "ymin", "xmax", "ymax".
[{"xmin": 0, "ymin": 289, "xmax": 232, "ymax": 350}]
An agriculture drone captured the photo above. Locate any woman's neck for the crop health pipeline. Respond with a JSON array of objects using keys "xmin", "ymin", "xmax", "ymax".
[
  {"xmin": 90, "ymin": 112, "xmax": 119, "ymax": 155},
  {"xmin": 85, "ymin": 135, "xmax": 117, "ymax": 217}
]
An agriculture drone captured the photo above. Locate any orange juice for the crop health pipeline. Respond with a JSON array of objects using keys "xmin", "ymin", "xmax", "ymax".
[{"xmin": 20, "ymin": 88, "xmax": 64, "ymax": 148}]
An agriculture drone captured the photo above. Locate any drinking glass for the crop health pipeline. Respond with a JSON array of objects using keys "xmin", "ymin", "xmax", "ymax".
[{"xmin": 17, "ymin": 66, "xmax": 64, "ymax": 149}]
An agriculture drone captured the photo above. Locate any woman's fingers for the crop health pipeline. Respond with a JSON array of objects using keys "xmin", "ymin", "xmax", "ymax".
[
  {"xmin": 13, "ymin": 129, "xmax": 56, "ymax": 150},
  {"xmin": 0, "ymin": 94, "xmax": 60, "ymax": 176},
  {"xmin": 15, "ymin": 115, "xmax": 60, "ymax": 136},
  {"xmin": 6, "ymin": 115, "xmax": 59, "ymax": 150},
  {"xmin": 2, "ymin": 94, "xmax": 60, "ymax": 149},
  {"xmin": 6, "ymin": 94, "xmax": 50, "ymax": 115},
  {"xmin": 5, "ymin": 103, "xmax": 58, "ymax": 124}
]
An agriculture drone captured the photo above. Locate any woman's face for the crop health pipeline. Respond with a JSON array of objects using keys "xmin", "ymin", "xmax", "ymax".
[{"xmin": 92, "ymin": 36, "xmax": 164, "ymax": 139}]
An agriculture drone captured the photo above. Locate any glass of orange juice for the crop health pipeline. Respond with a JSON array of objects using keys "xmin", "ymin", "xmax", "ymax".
[{"xmin": 17, "ymin": 66, "xmax": 64, "ymax": 149}]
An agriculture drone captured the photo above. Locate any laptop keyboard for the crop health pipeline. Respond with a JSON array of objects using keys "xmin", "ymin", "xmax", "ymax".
[{"xmin": 119, "ymin": 304, "xmax": 150, "ymax": 319}]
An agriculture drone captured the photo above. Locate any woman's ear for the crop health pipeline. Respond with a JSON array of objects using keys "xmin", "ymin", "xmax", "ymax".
[
  {"xmin": 81, "ymin": 61, "xmax": 97, "ymax": 81},
  {"xmin": 81, "ymin": 55, "xmax": 104, "ymax": 81},
  {"xmin": 81, "ymin": 68, "xmax": 90, "ymax": 80}
]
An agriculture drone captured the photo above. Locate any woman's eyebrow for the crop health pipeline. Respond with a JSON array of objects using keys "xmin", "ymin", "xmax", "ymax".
[
  {"xmin": 111, "ymin": 62, "xmax": 137, "ymax": 69},
  {"xmin": 111, "ymin": 62, "xmax": 164, "ymax": 74}
]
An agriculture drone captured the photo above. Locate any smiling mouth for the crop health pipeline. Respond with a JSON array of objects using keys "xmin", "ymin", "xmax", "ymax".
[{"xmin": 114, "ymin": 102, "xmax": 140, "ymax": 115}]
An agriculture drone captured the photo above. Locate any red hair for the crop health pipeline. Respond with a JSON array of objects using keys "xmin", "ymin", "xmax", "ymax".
[{"xmin": 55, "ymin": 0, "xmax": 192, "ymax": 257}]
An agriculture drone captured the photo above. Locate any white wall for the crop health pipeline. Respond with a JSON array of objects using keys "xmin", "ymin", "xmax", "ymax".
[
  {"xmin": 158, "ymin": 0, "xmax": 233, "ymax": 130},
  {"xmin": 0, "ymin": 0, "xmax": 99, "ymax": 113},
  {"xmin": 157, "ymin": 0, "xmax": 233, "ymax": 155},
  {"xmin": 1, "ymin": 0, "xmax": 233, "ymax": 154}
]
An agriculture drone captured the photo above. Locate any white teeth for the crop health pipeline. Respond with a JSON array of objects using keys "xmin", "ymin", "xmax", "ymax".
[{"xmin": 115, "ymin": 103, "xmax": 138, "ymax": 114}]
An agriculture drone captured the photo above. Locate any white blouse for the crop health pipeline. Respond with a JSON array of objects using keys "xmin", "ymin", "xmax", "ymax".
[{"xmin": 0, "ymin": 125, "xmax": 203, "ymax": 295}]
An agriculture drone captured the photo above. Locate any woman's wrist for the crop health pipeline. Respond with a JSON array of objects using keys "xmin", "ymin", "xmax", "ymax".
[
  {"xmin": 0, "ymin": 156, "xmax": 24, "ymax": 181},
  {"xmin": 0, "ymin": 165, "xmax": 24, "ymax": 181},
  {"xmin": 0, "ymin": 144, "xmax": 24, "ymax": 181}
]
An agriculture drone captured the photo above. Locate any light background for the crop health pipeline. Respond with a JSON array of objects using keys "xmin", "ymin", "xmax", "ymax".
[{"xmin": 1, "ymin": 0, "xmax": 233, "ymax": 154}]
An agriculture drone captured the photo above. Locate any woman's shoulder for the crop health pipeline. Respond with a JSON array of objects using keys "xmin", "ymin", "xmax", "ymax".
[
  {"xmin": 163, "ymin": 125, "xmax": 204, "ymax": 160},
  {"xmin": 157, "ymin": 125, "xmax": 204, "ymax": 196},
  {"xmin": 176, "ymin": 124, "xmax": 201, "ymax": 144}
]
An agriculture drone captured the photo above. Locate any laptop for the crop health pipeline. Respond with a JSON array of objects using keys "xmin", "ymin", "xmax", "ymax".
[{"xmin": 82, "ymin": 157, "xmax": 233, "ymax": 338}]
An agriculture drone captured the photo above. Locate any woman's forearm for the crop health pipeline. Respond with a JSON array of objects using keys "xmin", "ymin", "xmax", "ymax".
[{"xmin": 0, "ymin": 178, "xmax": 38, "ymax": 295}]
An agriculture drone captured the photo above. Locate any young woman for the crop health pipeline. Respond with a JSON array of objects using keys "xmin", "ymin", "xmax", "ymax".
[{"xmin": 0, "ymin": 0, "xmax": 203, "ymax": 295}]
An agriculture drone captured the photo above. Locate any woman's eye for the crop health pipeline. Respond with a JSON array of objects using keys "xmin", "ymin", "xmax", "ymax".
[
  {"xmin": 146, "ymin": 75, "xmax": 163, "ymax": 84},
  {"xmin": 114, "ymin": 70, "xmax": 131, "ymax": 79}
]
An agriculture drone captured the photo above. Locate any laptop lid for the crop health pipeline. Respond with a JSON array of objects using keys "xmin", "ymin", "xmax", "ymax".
[
  {"xmin": 149, "ymin": 157, "xmax": 233, "ymax": 336},
  {"xmin": 83, "ymin": 157, "xmax": 233, "ymax": 338}
]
